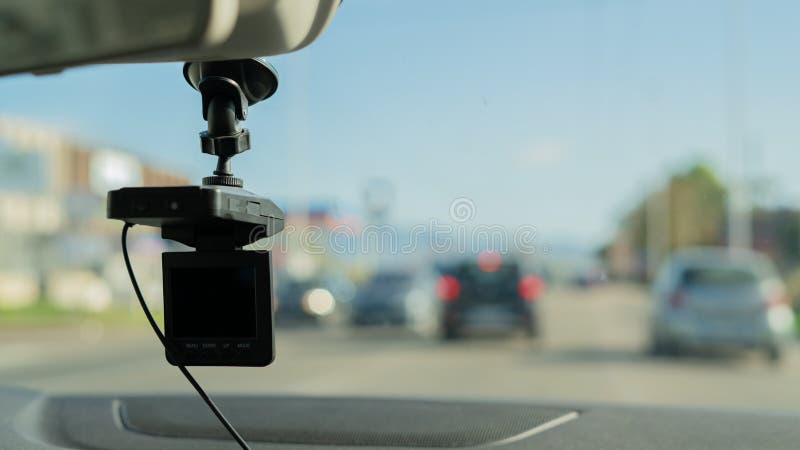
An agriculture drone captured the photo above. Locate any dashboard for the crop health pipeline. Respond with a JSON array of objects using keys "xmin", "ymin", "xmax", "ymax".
[{"xmin": 4, "ymin": 386, "xmax": 799, "ymax": 449}]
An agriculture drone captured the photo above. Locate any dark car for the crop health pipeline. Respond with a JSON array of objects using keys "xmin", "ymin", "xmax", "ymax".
[
  {"xmin": 274, "ymin": 274, "xmax": 344, "ymax": 326},
  {"xmin": 350, "ymin": 268, "xmax": 437, "ymax": 332},
  {"xmin": 275, "ymin": 277, "xmax": 322, "ymax": 325},
  {"xmin": 351, "ymin": 271, "xmax": 413, "ymax": 326},
  {"xmin": 437, "ymin": 253, "xmax": 544, "ymax": 339}
]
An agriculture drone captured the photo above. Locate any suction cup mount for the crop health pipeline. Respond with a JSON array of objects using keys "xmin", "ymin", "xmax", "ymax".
[{"xmin": 183, "ymin": 58, "xmax": 279, "ymax": 188}]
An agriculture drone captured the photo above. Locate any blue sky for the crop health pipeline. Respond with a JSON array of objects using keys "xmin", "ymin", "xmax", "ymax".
[{"xmin": 2, "ymin": 0, "xmax": 800, "ymax": 248}]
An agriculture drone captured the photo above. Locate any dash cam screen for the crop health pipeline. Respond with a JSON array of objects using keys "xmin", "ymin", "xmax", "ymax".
[{"xmin": 170, "ymin": 266, "xmax": 257, "ymax": 339}]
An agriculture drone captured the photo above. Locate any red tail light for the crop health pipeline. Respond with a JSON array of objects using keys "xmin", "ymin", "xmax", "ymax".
[
  {"xmin": 436, "ymin": 275, "xmax": 461, "ymax": 301},
  {"xmin": 669, "ymin": 290, "xmax": 685, "ymax": 309},
  {"xmin": 518, "ymin": 275, "xmax": 544, "ymax": 302}
]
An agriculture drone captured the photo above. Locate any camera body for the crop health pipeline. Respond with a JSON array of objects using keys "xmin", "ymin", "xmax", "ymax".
[
  {"xmin": 162, "ymin": 250, "xmax": 274, "ymax": 366},
  {"xmin": 108, "ymin": 184, "xmax": 284, "ymax": 366}
]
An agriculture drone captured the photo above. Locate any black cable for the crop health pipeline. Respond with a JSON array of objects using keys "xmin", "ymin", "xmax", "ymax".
[{"xmin": 121, "ymin": 223, "xmax": 251, "ymax": 450}]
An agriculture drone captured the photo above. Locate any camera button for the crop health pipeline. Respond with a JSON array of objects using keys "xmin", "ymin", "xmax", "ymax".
[{"xmin": 133, "ymin": 200, "xmax": 149, "ymax": 213}]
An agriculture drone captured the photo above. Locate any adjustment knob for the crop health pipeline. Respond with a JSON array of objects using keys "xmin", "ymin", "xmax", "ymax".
[{"xmin": 203, "ymin": 175, "xmax": 243, "ymax": 188}]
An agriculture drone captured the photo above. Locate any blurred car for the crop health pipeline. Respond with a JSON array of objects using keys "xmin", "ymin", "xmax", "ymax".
[
  {"xmin": 650, "ymin": 247, "xmax": 795, "ymax": 361},
  {"xmin": 350, "ymin": 268, "xmax": 439, "ymax": 335},
  {"xmin": 275, "ymin": 275, "xmax": 339, "ymax": 326},
  {"xmin": 437, "ymin": 252, "xmax": 545, "ymax": 340},
  {"xmin": 572, "ymin": 266, "xmax": 608, "ymax": 288}
]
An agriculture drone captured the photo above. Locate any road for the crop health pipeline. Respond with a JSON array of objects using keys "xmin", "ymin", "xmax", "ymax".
[{"xmin": 3, "ymin": 283, "xmax": 800, "ymax": 412}]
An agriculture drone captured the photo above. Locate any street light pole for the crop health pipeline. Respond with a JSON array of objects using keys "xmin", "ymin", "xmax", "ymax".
[{"xmin": 725, "ymin": 0, "xmax": 752, "ymax": 250}]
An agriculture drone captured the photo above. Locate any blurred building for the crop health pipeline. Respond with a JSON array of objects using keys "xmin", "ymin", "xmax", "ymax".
[
  {"xmin": 0, "ymin": 115, "xmax": 189, "ymax": 309},
  {"xmin": 604, "ymin": 164, "xmax": 728, "ymax": 282}
]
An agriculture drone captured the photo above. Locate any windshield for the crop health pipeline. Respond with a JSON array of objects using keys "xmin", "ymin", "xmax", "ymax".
[
  {"xmin": 681, "ymin": 268, "xmax": 760, "ymax": 287},
  {"xmin": 2, "ymin": 0, "xmax": 800, "ymax": 413}
]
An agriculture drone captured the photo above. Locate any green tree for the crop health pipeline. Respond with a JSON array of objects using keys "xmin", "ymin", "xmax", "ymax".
[{"xmin": 667, "ymin": 164, "xmax": 727, "ymax": 249}]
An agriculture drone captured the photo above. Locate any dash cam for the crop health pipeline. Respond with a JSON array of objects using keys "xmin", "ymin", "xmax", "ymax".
[
  {"xmin": 162, "ymin": 250, "xmax": 274, "ymax": 366},
  {"xmin": 108, "ymin": 183, "xmax": 283, "ymax": 367},
  {"xmin": 107, "ymin": 58, "xmax": 285, "ymax": 367}
]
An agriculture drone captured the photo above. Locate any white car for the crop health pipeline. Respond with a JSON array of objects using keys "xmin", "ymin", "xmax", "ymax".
[{"xmin": 650, "ymin": 247, "xmax": 795, "ymax": 361}]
